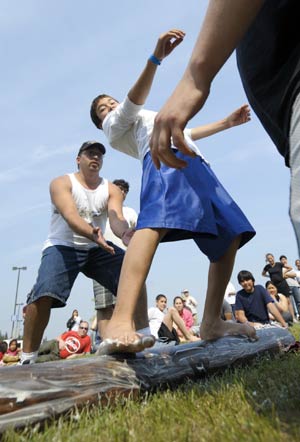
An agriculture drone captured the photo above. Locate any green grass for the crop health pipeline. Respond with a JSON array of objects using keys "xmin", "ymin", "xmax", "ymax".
[{"xmin": 3, "ymin": 325, "xmax": 300, "ymax": 442}]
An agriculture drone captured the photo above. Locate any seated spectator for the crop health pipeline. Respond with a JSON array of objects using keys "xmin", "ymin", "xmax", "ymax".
[
  {"xmin": 66, "ymin": 309, "xmax": 81, "ymax": 331},
  {"xmin": 1, "ymin": 339, "xmax": 21, "ymax": 366},
  {"xmin": 221, "ymin": 299, "xmax": 233, "ymax": 321},
  {"xmin": 0, "ymin": 341, "xmax": 8, "ymax": 364},
  {"xmin": 224, "ymin": 281, "xmax": 236, "ymax": 313},
  {"xmin": 265, "ymin": 281, "xmax": 293, "ymax": 325},
  {"xmin": 181, "ymin": 289, "xmax": 198, "ymax": 325},
  {"xmin": 280, "ymin": 255, "xmax": 300, "ymax": 319},
  {"xmin": 36, "ymin": 320, "xmax": 91, "ymax": 363},
  {"xmin": 262, "ymin": 253, "xmax": 296, "ymax": 321},
  {"xmin": 148, "ymin": 294, "xmax": 200, "ymax": 345},
  {"xmin": 173, "ymin": 296, "xmax": 194, "ymax": 340},
  {"xmin": 235, "ymin": 270, "xmax": 287, "ymax": 329}
]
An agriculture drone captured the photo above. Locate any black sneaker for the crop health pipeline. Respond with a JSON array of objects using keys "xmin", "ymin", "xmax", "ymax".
[{"xmin": 18, "ymin": 359, "xmax": 35, "ymax": 365}]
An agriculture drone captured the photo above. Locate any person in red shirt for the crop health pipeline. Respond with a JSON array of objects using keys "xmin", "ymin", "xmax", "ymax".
[{"xmin": 35, "ymin": 320, "xmax": 91, "ymax": 363}]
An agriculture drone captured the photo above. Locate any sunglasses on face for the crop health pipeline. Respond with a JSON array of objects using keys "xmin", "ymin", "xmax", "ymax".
[{"xmin": 79, "ymin": 326, "xmax": 88, "ymax": 330}]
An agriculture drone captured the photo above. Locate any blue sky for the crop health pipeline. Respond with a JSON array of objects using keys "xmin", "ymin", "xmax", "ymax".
[{"xmin": 0, "ymin": 1, "xmax": 297, "ymax": 339}]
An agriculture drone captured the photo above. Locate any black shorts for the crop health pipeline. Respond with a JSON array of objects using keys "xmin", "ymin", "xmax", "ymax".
[{"xmin": 158, "ymin": 322, "xmax": 180, "ymax": 344}]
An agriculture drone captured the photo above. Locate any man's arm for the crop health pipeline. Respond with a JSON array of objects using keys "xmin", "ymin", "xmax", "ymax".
[
  {"xmin": 235, "ymin": 310, "xmax": 262, "ymax": 328},
  {"xmin": 150, "ymin": 0, "xmax": 264, "ymax": 169},
  {"xmin": 56, "ymin": 333, "xmax": 66, "ymax": 351},
  {"xmin": 128, "ymin": 29, "xmax": 185, "ymax": 106},
  {"xmin": 284, "ymin": 270, "xmax": 297, "ymax": 279},
  {"xmin": 235, "ymin": 309, "xmax": 248, "ymax": 324},
  {"xmin": 107, "ymin": 183, "xmax": 132, "ymax": 247},
  {"xmin": 50, "ymin": 176, "xmax": 114, "ymax": 254},
  {"xmin": 190, "ymin": 104, "xmax": 250, "ymax": 141},
  {"xmin": 267, "ymin": 303, "xmax": 287, "ymax": 328}
]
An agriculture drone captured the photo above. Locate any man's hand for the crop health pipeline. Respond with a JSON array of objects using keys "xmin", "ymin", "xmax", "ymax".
[
  {"xmin": 58, "ymin": 338, "xmax": 66, "ymax": 351},
  {"xmin": 150, "ymin": 80, "xmax": 208, "ymax": 170},
  {"xmin": 121, "ymin": 228, "xmax": 135, "ymax": 247},
  {"xmin": 92, "ymin": 227, "xmax": 115, "ymax": 255},
  {"xmin": 227, "ymin": 104, "xmax": 251, "ymax": 127}
]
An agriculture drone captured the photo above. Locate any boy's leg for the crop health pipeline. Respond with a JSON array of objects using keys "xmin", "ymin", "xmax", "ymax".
[
  {"xmin": 133, "ymin": 284, "xmax": 148, "ymax": 330},
  {"xmin": 200, "ymin": 235, "xmax": 257, "ymax": 341},
  {"xmin": 102, "ymin": 228, "xmax": 167, "ymax": 345},
  {"xmin": 93, "ymin": 279, "xmax": 116, "ymax": 339},
  {"xmin": 94, "ymin": 273, "xmax": 148, "ymax": 339},
  {"xmin": 96, "ymin": 306, "xmax": 114, "ymax": 340}
]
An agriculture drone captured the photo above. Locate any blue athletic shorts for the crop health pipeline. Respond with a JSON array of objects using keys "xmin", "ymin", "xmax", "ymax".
[
  {"xmin": 137, "ymin": 151, "xmax": 255, "ymax": 262},
  {"xmin": 27, "ymin": 244, "xmax": 124, "ymax": 308}
]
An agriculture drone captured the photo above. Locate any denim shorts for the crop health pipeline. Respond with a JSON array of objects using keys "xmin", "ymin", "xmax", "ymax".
[{"xmin": 27, "ymin": 244, "xmax": 124, "ymax": 308}]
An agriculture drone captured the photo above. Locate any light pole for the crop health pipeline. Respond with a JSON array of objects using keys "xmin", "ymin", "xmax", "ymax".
[{"xmin": 11, "ymin": 266, "xmax": 27, "ymax": 339}]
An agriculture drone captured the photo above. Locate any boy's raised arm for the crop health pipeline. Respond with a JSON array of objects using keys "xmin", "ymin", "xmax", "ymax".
[
  {"xmin": 190, "ymin": 104, "xmax": 251, "ymax": 141},
  {"xmin": 128, "ymin": 29, "xmax": 185, "ymax": 106}
]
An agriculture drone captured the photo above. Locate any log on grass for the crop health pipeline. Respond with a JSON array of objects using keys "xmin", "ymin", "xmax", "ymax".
[{"xmin": 0, "ymin": 326, "xmax": 294, "ymax": 433}]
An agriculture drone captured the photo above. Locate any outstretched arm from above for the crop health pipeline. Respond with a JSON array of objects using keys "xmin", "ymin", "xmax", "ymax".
[
  {"xmin": 128, "ymin": 29, "xmax": 185, "ymax": 106},
  {"xmin": 150, "ymin": 0, "xmax": 264, "ymax": 169},
  {"xmin": 50, "ymin": 176, "xmax": 115, "ymax": 254},
  {"xmin": 190, "ymin": 104, "xmax": 251, "ymax": 141}
]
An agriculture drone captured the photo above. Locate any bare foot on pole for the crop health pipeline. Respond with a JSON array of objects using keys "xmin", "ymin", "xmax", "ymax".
[
  {"xmin": 200, "ymin": 319, "xmax": 257, "ymax": 342},
  {"xmin": 98, "ymin": 321, "xmax": 155, "ymax": 355}
]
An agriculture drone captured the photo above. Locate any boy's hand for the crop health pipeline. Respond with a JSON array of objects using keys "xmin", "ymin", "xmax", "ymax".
[
  {"xmin": 227, "ymin": 104, "xmax": 251, "ymax": 128},
  {"xmin": 153, "ymin": 29, "xmax": 185, "ymax": 61}
]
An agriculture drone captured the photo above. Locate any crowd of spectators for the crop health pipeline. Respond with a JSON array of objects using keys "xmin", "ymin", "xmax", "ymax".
[{"xmin": 2, "ymin": 252, "xmax": 299, "ymax": 366}]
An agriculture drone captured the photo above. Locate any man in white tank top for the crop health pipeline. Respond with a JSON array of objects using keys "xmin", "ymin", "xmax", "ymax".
[{"xmin": 20, "ymin": 141, "xmax": 148, "ymax": 365}]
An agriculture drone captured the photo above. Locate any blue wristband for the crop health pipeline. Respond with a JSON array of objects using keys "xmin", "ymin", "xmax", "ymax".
[{"xmin": 149, "ymin": 54, "xmax": 161, "ymax": 66}]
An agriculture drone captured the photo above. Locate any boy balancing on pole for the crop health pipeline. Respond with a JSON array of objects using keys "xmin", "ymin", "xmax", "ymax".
[{"xmin": 90, "ymin": 29, "xmax": 257, "ymax": 354}]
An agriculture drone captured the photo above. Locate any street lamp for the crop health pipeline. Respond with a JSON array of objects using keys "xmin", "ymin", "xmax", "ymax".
[{"xmin": 11, "ymin": 266, "xmax": 27, "ymax": 339}]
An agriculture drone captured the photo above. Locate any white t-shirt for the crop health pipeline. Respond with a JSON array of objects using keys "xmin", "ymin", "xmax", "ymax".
[
  {"xmin": 102, "ymin": 96, "xmax": 207, "ymax": 163},
  {"xmin": 185, "ymin": 295, "xmax": 198, "ymax": 315},
  {"xmin": 283, "ymin": 267, "xmax": 300, "ymax": 287},
  {"xmin": 224, "ymin": 281, "xmax": 236, "ymax": 305},
  {"xmin": 293, "ymin": 270, "xmax": 300, "ymax": 285},
  {"xmin": 148, "ymin": 307, "xmax": 165, "ymax": 338}
]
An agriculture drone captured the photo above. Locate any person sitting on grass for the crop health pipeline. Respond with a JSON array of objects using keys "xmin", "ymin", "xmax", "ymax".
[
  {"xmin": 35, "ymin": 320, "xmax": 91, "ymax": 363},
  {"xmin": 265, "ymin": 281, "xmax": 293, "ymax": 326},
  {"xmin": 235, "ymin": 270, "xmax": 287, "ymax": 329},
  {"xmin": 221, "ymin": 299, "xmax": 233, "ymax": 321},
  {"xmin": 173, "ymin": 296, "xmax": 195, "ymax": 341},
  {"xmin": 1, "ymin": 339, "xmax": 21, "ymax": 366},
  {"xmin": 148, "ymin": 294, "xmax": 200, "ymax": 345},
  {"xmin": 0, "ymin": 341, "xmax": 8, "ymax": 362}
]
